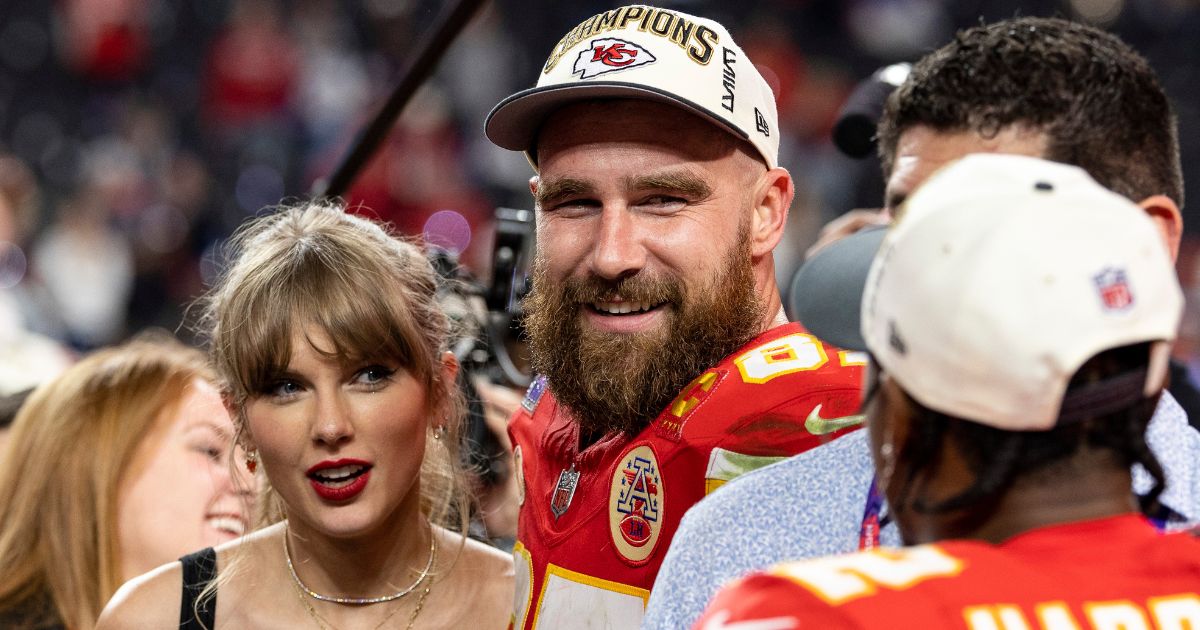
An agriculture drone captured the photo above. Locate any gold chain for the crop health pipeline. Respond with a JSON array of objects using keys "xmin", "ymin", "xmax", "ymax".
[
  {"xmin": 404, "ymin": 584, "xmax": 432, "ymax": 629},
  {"xmin": 287, "ymin": 529, "xmax": 438, "ymax": 630},
  {"xmin": 285, "ymin": 524, "xmax": 436, "ymax": 604}
]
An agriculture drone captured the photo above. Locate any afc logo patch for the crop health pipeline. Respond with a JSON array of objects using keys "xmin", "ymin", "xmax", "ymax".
[
  {"xmin": 1094, "ymin": 267, "xmax": 1134, "ymax": 311},
  {"xmin": 609, "ymin": 444, "xmax": 664, "ymax": 565},
  {"xmin": 573, "ymin": 38, "xmax": 656, "ymax": 79}
]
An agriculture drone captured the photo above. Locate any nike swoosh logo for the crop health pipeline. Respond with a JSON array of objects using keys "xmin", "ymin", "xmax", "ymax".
[
  {"xmin": 805, "ymin": 404, "xmax": 865, "ymax": 435},
  {"xmin": 701, "ymin": 610, "xmax": 798, "ymax": 630}
]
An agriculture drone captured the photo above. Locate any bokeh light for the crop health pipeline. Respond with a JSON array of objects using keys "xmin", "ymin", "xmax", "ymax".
[{"xmin": 423, "ymin": 209, "xmax": 472, "ymax": 255}]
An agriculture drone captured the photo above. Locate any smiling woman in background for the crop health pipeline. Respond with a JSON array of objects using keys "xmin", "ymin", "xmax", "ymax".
[
  {"xmin": 98, "ymin": 202, "xmax": 513, "ymax": 629},
  {"xmin": 0, "ymin": 334, "xmax": 250, "ymax": 630}
]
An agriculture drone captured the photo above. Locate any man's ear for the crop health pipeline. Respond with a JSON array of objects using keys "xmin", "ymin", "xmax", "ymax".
[
  {"xmin": 529, "ymin": 175, "xmax": 540, "ymax": 200},
  {"xmin": 749, "ymin": 167, "xmax": 794, "ymax": 258},
  {"xmin": 1138, "ymin": 194, "xmax": 1183, "ymax": 263}
]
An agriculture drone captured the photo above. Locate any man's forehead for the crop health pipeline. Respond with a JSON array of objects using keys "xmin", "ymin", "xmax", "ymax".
[
  {"xmin": 536, "ymin": 100, "xmax": 734, "ymax": 160},
  {"xmin": 884, "ymin": 126, "xmax": 1048, "ymax": 209}
]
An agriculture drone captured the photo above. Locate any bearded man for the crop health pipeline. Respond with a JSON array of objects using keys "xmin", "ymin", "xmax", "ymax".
[{"xmin": 484, "ymin": 5, "xmax": 862, "ymax": 629}]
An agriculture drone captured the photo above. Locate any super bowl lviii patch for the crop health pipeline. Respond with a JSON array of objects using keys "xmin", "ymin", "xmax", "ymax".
[
  {"xmin": 522, "ymin": 374, "xmax": 548, "ymax": 413},
  {"xmin": 609, "ymin": 444, "xmax": 664, "ymax": 565}
]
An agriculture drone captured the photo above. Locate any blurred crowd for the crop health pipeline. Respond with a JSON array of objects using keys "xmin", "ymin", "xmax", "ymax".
[
  {"xmin": 4, "ymin": 0, "xmax": 1200, "ymax": 375},
  {"xmin": 1, "ymin": 2, "xmax": 1199, "ymax": 628}
]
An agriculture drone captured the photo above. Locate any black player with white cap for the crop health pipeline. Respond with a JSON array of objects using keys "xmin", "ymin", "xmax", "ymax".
[{"xmin": 697, "ymin": 153, "xmax": 1200, "ymax": 629}]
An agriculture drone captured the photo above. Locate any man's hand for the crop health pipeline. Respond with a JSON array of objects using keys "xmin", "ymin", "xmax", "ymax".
[{"xmin": 806, "ymin": 208, "xmax": 890, "ymax": 259}]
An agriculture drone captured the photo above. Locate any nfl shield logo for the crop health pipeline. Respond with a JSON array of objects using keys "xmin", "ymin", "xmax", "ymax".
[
  {"xmin": 550, "ymin": 465, "xmax": 579, "ymax": 520},
  {"xmin": 1094, "ymin": 267, "xmax": 1134, "ymax": 311}
]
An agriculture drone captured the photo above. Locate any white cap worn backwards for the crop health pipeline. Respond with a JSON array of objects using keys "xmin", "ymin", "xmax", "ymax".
[
  {"xmin": 799, "ymin": 153, "xmax": 1182, "ymax": 431},
  {"xmin": 485, "ymin": 5, "xmax": 779, "ymax": 169}
]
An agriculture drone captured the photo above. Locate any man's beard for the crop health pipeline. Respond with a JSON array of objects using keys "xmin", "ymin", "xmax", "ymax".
[{"xmin": 522, "ymin": 224, "xmax": 765, "ymax": 438}]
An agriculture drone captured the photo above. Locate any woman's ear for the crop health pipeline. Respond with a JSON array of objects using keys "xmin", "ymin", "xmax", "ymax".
[
  {"xmin": 441, "ymin": 351, "xmax": 460, "ymax": 387},
  {"xmin": 434, "ymin": 351, "xmax": 461, "ymax": 426},
  {"xmin": 222, "ymin": 392, "xmax": 253, "ymax": 448}
]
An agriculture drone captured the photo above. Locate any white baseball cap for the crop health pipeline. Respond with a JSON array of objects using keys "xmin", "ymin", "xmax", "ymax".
[
  {"xmin": 485, "ymin": 5, "xmax": 779, "ymax": 169},
  {"xmin": 799, "ymin": 153, "xmax": 1182, "ymax": 431}
]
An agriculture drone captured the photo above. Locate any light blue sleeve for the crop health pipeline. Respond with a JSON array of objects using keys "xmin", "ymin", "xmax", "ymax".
[
  {"xmin": 1135, "ymin": 390, "xmax": 1200, "ymax": 525},
  {"xmin": 642, "ymin": 431, "xmax": 881, "ymax": 630}
]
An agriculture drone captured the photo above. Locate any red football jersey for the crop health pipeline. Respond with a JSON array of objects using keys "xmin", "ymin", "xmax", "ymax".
[
  {"xmin": 696, "ymin": 514, "xmax": 1200, "ymax": 630},
  {"xmin": 508, "ymin": 322, "xmax": 864, "ymax": 628}
]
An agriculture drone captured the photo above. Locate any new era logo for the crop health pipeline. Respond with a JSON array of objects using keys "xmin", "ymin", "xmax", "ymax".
[
  {"xmin": 573, "ymin": 38, "xmax": 656, "ymax": 79},
  {"xmin": 755, "ymin": 107, "xmax": 770, "ymax": 136}
]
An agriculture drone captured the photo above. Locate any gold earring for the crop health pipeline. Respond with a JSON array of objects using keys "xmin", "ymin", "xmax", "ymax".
[{"xmin": 433, "ymin": 425, "xmax": 447, "ymax": 441}]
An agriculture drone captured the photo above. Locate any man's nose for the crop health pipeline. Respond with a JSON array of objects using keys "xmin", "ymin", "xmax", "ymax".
[{"xmin": 589, "ymin": 207, "xmax": 646, "ymax": 281}]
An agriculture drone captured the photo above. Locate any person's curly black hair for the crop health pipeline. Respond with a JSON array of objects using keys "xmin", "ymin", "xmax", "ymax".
[
  {"xmin": 889, "ymin": 342, "xmax": 1166, "ymax": 519},
  {"xmin": 878, "ymin": 17, "xmax": 1182, "ymax": 207}
]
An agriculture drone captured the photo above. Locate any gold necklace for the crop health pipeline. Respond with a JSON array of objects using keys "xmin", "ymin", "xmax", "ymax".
[
  {"xmin": 289, "ymin": 536, "xmax": 438, "ymax": 630},
  {"xmin": 284, "ymin": 525, "xmax": 436, "ymax": 604}
]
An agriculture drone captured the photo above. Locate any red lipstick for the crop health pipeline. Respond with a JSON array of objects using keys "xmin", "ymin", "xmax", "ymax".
[{"xmin": 306, "ymin": 458, "xmax": 372, "ymax": 502}]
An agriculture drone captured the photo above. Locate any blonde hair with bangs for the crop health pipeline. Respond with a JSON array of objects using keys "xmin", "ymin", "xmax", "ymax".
[
  {"xmin": 0, "ymin": 335, "xmax": 212, "ymax": 630},
  {"xmin": 202, "ymin": 200, "xmax": 469, "ymax": 533}
]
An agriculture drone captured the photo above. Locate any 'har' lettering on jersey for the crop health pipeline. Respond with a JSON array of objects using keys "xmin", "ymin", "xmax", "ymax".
[
  {"xmin": 697, "ymin": 515, "xmax": 1200, "ymax": 630},
  {"xmin": 509, "ymin": 323, "xmax": 863, "ymax": 629}
]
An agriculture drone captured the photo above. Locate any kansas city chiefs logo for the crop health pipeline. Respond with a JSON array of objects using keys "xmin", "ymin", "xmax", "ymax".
[{"xmin": 573, "ymin": 38, "xmax": 656, "ymax": 79}]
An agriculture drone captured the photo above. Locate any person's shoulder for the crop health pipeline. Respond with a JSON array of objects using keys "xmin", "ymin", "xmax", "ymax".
[
  {"xmin": 441, "ymin": 529, "xmax": 514, "ymax": 592},
  {"xmin": 95, "ymin": 559, "xmax": 184, "ymax": 629},
  {"xmin": 746, "ymin": 543, "xmax": 971, "ymax": 615},
  {"xmin": 439, "ymin": 531, "xmax": 515, "ymax": 628},
  {"xmin": 456, "ymin": 533, "xmax": 515, "ymax": 577},
  {"xmin": 697, "ymin": 544, "xmax": 978, "ymax": 629},
  {"xmin": 658, "ymin": 432, "xmax": 876, "ymax": 574},
  {"xmin": 1143, "ymin": 389, "xmax": 1200, "ymax": 524},
  {"xmin": 688, "ymin": 428, "xmax": 873, "ymax": 524},
  {"xmin": 719, "ymin": 323, "xmax": 864, "ymax": 397},
  {"xmin": 675, "ymin": 323, "xmax": 863, "ymax": 443},
  {"xmin": 697, "ymin": 566, "xmax": 860, "ymax": 630}
]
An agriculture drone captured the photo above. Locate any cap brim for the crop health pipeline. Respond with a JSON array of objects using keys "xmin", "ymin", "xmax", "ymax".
[
  {"xmin": 789, "ymin": 226, "xmax": 887, "ymax": 351},
  {"xmin": 485, "ymin": 82, "xmax": 751, "ymax": 163}
]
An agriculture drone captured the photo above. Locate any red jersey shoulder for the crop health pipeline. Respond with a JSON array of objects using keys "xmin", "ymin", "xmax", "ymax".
[
  {"xmin": 654, "ymin": 322, "xmax": 864, "ymax": 444},
  {"xmin": 697, "ymin": 545, "xmax": 969, "ymax": 630},
  {"xmin": 696, "ymin": 571, "xmax": 856, "ymax": 630},
  {"xmin": 706, "ymin": 524, "xmax": 1200, "ymax": 630}
]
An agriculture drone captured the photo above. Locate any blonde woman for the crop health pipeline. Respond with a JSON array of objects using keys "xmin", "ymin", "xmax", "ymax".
[
  {"xmin": 100, "ymin": 202, "xmax": 514, "ymax": 629},
  {"xmin": 0, "ymin": 335, "xmax": 249, "ymax": 630}
]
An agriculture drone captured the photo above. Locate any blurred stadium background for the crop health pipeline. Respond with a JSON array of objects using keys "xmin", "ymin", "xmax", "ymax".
[{"xmin": 2, "ymin": 0, "xmax": 1200, "ymax": 390}]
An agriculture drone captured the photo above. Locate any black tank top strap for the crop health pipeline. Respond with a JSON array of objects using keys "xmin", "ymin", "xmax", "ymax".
[{"xmin": 179, "ymin": 547, "xmax": 218, "ymax": 630}]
